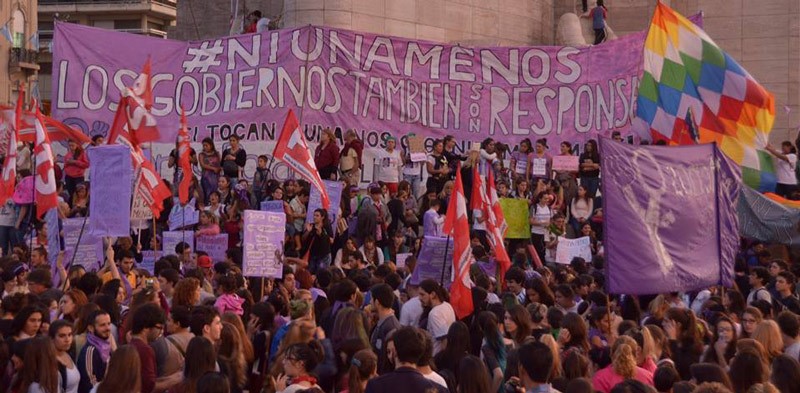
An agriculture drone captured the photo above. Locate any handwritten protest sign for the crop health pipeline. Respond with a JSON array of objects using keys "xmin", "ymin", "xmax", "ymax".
[
  {"xmin": 168, "ymin": 201, "xmax": 200, "ymax": 231},
  {"xmin": 498, "ymin": 198, "xmax": 530, "ymax": 239},
  {"xmin": 555, "ymin": 236, "xmax": 592, "ymax": 264},
  {"xmin": 395, "ymin": 253, "xmax": 412, "ymax": 269},
  {"xmin": 243, "ymin": 210, "xmax": 286, "ymax": 278},
  {"xmin": 163, "ymin": 231, "xmax": 194, "ymax": 256},
  {"xmin": 407, "ymin": 134, "xmax": 427, "ymax": 162},
  {"xmin": 532, "ymin": 158, "xmax": 548, "ymax": 177},
  {"xmin": 305, "ymin": 180, "xmax": 343, "ymax": 224},
  {"xmin": 88, "ymin": 145, "xmax": 132, "ymax": 236},
  {"xmin": 196, "ymin": 234, "xmax": 229, "ymax": 262},
  {"xmin": 131, "ymin": 185, "xmax": 154, "ymax": 220},
  {"xmin": 410, "ymin": 236, "xmax": 453, "ymax": 285},
  {"xmin": 553, "ymin": 155, "xmax": 580, "ymax": 172},
  {"xmin": 260, "ymin": 200, "xmax": 284, "ymax": 213},
  {"xmin": 63, "ymin": 217, "xmax": 104, "ymax": 271}
]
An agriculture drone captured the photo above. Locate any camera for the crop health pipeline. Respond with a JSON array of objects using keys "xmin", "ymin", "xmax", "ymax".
[{"xmin": 145, "ymin": 278, "xmax": 154, "ymax": 289}]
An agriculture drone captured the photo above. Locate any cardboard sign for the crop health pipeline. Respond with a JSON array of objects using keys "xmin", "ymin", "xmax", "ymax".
[
  {"xmin": 63, "ymin": 217, "xmax": 104, "ymax": 271},
  {"xmin": 555, "ymin": 236, "xmax": 592, "ymax": 264},
  {"xmin": 395, "ymin": 252, "xmax": 412, "ymax": 269},
  {"xmin": 243, "ymin": 210, "xmax": 286, "ymax": 278},
  {"xmin": 532, "ymin": 158, "xmax": 547, "ymax": 177},
  {"xmin": 407, "ymin": 134, "xmax": 427, "ymax": 162},
  {"xmin": 195, "ymin": 234, "xmax": 229, "ymax": 262},
  {"xmin": 168, "ymin": 201, "xmax": 200, "ymax": 231},
  {"xmin": 260, "ymin": 200, "xmax": 284, "ymax": 213},
  {"xmin": 163, "ymin": 231, "xmax": 195, "ymax": 256},
  {"xmin": 139, "ymin": 251, "xmax": 160, "ymax": 275},
  {"xmin": 553, "ymin": 155, "xmax": 580, "ymax": 172}
]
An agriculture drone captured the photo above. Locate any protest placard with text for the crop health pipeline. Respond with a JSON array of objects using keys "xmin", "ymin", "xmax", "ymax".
[{"xmin": 243, "ymin": 210, "xmax": 286, "ymax": 278}]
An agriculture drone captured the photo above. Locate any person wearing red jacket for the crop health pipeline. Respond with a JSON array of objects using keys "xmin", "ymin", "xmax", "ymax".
[
  {"xmin": 63, "ymin": 140, "xmax": 89, "ymax": 198},
  {"xmin": 314, "ymin": 128, "xmax": 340, "ymax": 180}
]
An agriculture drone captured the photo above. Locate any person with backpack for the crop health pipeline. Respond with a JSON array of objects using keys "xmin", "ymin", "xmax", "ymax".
[
  {"xmin": 774, "ymin": 272, "xmax": 800, "ymax": 314},
  {"xmin": 151, "ymin": 306, "xmax": 193, "ymax": 386},
  {"xmin": 748, "ymin": 267, "xmax": 773, "ymax": 306}
]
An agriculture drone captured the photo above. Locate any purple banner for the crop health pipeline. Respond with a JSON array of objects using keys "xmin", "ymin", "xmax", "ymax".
[
  {"xmin": 260, "ymin": 200, "xmax": 284, "ymax": 213},
  {"xmin": 88, "ymin": 145, "xmax": 132, "ymax": 236},
  {"xmin": 163, "ymin": 231, "xmax": 194, "ymax": 256},
  {"xmin": 63, "ymin": 217, "xmax": 104, "ymax": 271},
  {"xmin": 45, "ymin": 209, "xmax": 62, "ymax": 287},
  {"xmin": 243, "ymin": 210, "xmax": 285, "ymax": 278},
  {"xmin": 601, "ymin": 139, "xmax": 740, "ymax": 294},
  {"xmin": 50, "ymin": 20, "xmax": 706, "ymax": 149},
  {"xmin": 410, "ymin": 236, "xmax": 454, "ymax": 286}
]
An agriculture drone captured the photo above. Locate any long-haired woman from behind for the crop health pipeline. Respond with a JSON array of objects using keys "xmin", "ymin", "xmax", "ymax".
[
  {"xmin": 19, "ymin": 336, "xmax": 60, "ymax": 393},
  {"xmin": 340, "ymin": 349, "xmax": 376, "ymax": 393},
  {"xmin": 170, "ymin": 337, "xmax": 217, "ymax": 393},
  {"xmin": 218, "ymin": 322, "xmax": 247, "ymax": 393},
  {"xmin": 475, "ymin": 311, "xmax": 506, "ymax": 393},
  {"xmin": 750, "ymin": 320, "xmax": 783, "ymax": 362},
  {"xmin": 456, "ymin": 355, "xmax": 492, "ymax": 393},
  {"xmin": 591, "ymin": 336, "xmax": 654, "ymax": 393},
  {"xmin": 770, "ymin": 354, "xmax": 800, "ymax": 393},
  {"xmin": 433, "ymin": 321, "xmax": 471, "ymax": 378},
  {"xmin": 95, "ymin": 345, "xmax": 141, "ymax": 393},
  {"xmin": 662, "ymin": 308, "xmax": 703, "ymax": 380}
]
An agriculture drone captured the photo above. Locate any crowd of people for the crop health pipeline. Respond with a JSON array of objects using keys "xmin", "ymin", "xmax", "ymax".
[{"xmin": 0, "ymin": 127, "xmax": 798, "ymax": 393}]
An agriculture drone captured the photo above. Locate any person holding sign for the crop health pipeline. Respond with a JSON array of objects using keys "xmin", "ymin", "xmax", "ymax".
[
  {"xmin": 530, "ymin": 139, "xmax": 553, "ymax": 186},
  {"xmin": 553, "ymin": 141, "xmax": 579, "ymax": 208},
  {"xmin": 509, "ymin": 139, "xmax": 533, "ymax": 186},
  {"xmin": 426, "ymin": 140, "xmax": 450, "ymax": 194},
  {"xmin": 373, "ymin": 137, "xmax": 403, "ymax": 195}
]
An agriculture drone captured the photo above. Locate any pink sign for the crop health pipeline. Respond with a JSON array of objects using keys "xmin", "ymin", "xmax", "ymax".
[{"xmin": 552, "ymin": 155, "xmax": 580, "ymax": 172}]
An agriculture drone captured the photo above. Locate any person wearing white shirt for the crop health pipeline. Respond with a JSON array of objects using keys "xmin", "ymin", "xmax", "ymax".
[
  {"xmin": 374, "ymin": 138, "xmax": 403, "ymax": 195},
  {"xmin": 400, "ymin": 295, "xmax": 423, "ymax": 327},
  {"xmin": 766, "ymin": 141, "xmax": 798, "ymax": 198},
  {"xmin": 419, "ymin": 279, "xmax": 455, "ymax": 355}
]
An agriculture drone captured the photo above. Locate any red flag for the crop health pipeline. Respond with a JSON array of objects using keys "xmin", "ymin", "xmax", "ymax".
[
  {"xmin": 14, "ymin": 84, "xmax": 23, "ymax": 136},
  {"xmin": 17, "ymin": 114, "xmax": 92, "ymax": 144},
  {"xmin": 108, "ymin": 97, "xmax": 171, "ymax": 217},
  {"xmin": 472, "ymin": 166, "xmax": 512, "ymax": 283},
  {"xmin": 273, "ymin": 110, "xmax": 330, "ymax": 209},
  {"xmin": 32, "ymin": 103, "xmax": 58, "ymax": 218},
  {"xmin": 177, "ymin": 107, "xmax": 192, "ymax": 205},
  {"xmin": 0, "ymin": 96, "xmax": 21, "ymax": 205},
  {"xmin": 442, "ymin": 164, "xmax": 474, "ymax": 320},
  {"xmin": 487, "ymin": 170, "xmax": 508, "ymax": 236},
  {"xmin": 123, "ymin": 59, "xmax": 159, "ymax": 144}
]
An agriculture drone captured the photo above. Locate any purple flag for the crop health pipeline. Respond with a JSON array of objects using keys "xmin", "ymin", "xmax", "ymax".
[
  {"xmin": 88, "ymin": 145, "xmax": 132, "ymax": 236},
  {"xmin": 601, "ymin": 139, "xmax": 740, "ymax": 294},
  {"xmin": 243, "ymin": 210, "xmax": 286, "ymax": 278}
]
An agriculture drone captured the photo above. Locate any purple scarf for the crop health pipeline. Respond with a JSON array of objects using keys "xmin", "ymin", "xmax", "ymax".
[{"xmin": 86, "ymin": 332, "xmax": 112, "ymax": 364}]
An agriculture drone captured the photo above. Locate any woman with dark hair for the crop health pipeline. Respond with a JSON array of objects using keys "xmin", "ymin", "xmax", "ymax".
[
  {"xmin": 589, "ymin": 307, "xmax": 616, "ymax": 350},
  {"xmin": 19, "ymin": 336, "xmax": 60, "ymax": 393},
  {"xmin": 314, "ymin": 128, "xmax": 340, "ymax": 180},
  {"xmin": 689, "ymin": 363, "xmax": 733, "ymax": 390},
  {"xmin": 525, "ymin": 278, "xmax": 555, "ymax": 307},
  {"xmin": 702, "ymin": 316, "xmax": 737, "ymax": 368},
  {"xmin": 49, "ymin": 320, "xmax": 80, "ymax": 393},
  {"xmin": 729, "ymin": 349, "xmax": 767, "ymax": 393},
  {"xmin": 570, "ymin": 185, "xmax": 594, "ymax": 234},
  {"xmin": 248, "ymin": 302, "xmax": 276, "ymax": 392},
  {"xmin": 198, "ymin": 137, "xmax": 221, "ymax": 200},
  {"xmin": 559, "ymin": 312, "xmax": 591, "ymax": 355},
  {"xmin": 510, "ymin": 139, "xmax": 532, "ymax": 186},
  {"xmin": 272, "ymin": 342, "xmax": 325, "ymax": 392},
  {"xmin": 474, "ymin": 311, "xmax": 506, "ymax": 393},
  {"xmin": 171, "ymin": 337, "xmax": 217, "ymax": 393},
  {"xmin": 529, "ymin": 191, "xmax": 552, "ymax": 264},
  {"xmin": 723, "ymin": 290, "xmax": 746, "ymax": 324},
  {"xmin": 426, "ymin": 139, "xmax": 449, "ymax": 194},
  {"xmin": 197, "ymin": 372, "xmax": 231, "ymax": 393},
  {"xmin": 503, "ymin": 305, "xmax": 532, "ymax": 348},
  {"xmin": 663, "ymin": 308, "xmax": 703, "ymax": 380},
  {"xmin": 554, "ymin": 141, "xmax": 578, "ymax": 206},
  {"xmin": 434, "ymin": 321, "xmax": 471, "ymax": 377},
  {"xmin": 578, "ymin": 139, "xmax": 601, "ymax": 197},
  {"xmin": 302, "ymin": 209, "xmax": 334, "ymax": 275},
  {"xmin": 770, "ymin": 354, "xmax": 800, "ymax": 393},
  {"xmin": 456, "ymin": 355, "xmax": 491, "ymax": 393},
  {"xmin": 530, "ymin": 138, "xmax": 552, "ymax": 187},
  {"xmin": 10, "ymin": 305, "xmax": 42, "ymax": 343},
  {"xmin": 95, "ymin": 345, "xmax": 141, "ymax": 393}
]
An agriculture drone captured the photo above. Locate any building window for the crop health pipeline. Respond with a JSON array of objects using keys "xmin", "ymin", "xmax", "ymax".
[{"xmin": 11, "ymin": 9, "xmax": 25, "ymax": 48}]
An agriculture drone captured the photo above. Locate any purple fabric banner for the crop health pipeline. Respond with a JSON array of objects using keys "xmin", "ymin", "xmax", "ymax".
[
  {"xmin": 305, "ymin": 180, "xmax": 343, "ymax": 224},
  {"xmin": 243, "ymin": 210, "xmax": 285, "ymax": 278},
  {"xmin": 601, "ymin": 139, "xmax": 741, "ymax": 294},
  {"xmin": 50, "ymin": 17, "xmax": 707, "ymax": 149},
  {"xmin": 88, "ymin": 145, "xmax": 132, "ymax": 236},
  {"xmin": 45, "ymin": 209, "xmax": 61, "ymax": 287},
  {"xmin": 63, "ymin": 217, "xmax": 104, "ymax": 271}
]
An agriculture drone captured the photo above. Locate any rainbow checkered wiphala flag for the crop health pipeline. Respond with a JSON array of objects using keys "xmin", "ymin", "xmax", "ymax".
[{"xmin": 637, "ymin": 2, "xmax": 776, "ymax": 192}]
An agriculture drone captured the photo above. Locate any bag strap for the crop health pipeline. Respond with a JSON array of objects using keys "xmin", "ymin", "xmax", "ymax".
[{"xmin": 166, "ymin": 335, "xmax": 186, "ymax": 358}]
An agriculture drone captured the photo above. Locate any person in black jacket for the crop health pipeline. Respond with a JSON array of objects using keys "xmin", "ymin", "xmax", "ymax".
[{"xmin": 365, "ymin": 326, "xmax": 449, "ymax": 393}]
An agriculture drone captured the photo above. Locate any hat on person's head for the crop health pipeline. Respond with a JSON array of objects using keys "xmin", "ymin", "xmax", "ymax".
[
  {"xmin": 197, "ymin": 255, "xmax": 213, "ymax": 269},
  {"xmin": 9, "ymin": 263, "xmax": 27, "ymax": 277}
]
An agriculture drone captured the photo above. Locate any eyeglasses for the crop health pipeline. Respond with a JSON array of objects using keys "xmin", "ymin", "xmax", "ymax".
[{"xmin": 742, "ymin": 318, "xmax": 757, "ymax": 324}]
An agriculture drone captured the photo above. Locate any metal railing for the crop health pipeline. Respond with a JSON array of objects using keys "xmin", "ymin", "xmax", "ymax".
[
  {"xmin": 9, "ymin": 48, "xmax": 39, "ymax": 66},
  {"xmin": 39, "ymin": 0, "xmax": 176, "ymax": 8}
]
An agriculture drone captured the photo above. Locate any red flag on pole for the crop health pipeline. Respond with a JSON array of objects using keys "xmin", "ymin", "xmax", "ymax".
[
  {"xmin": 108, "ymin": 97, "xmax": 171, "ymax": 217},
  {"xmin": 472, "ymin": 166, "xmax": 512, "ymax": 284},
  {"xmin": 442, "ymin": 164, "xmax": 474, "ymax": 320},
  {"xmin": 177, "ymin": 107, "xmax": 192, "ymax": 205},
  {"xmin": 16, "ymin": 115, "xmax": 92, "ymax": 145},
  {"xmin": 32, "ymin": 102, "xmax": 58, "ymax": 218},
  {"xmin": 0, "ymin": 92, "xmax": 21, "ymax": 206},
  {"xmin": 273, "ymin": 110, "xmax": 330, "ymax": 209},
  {"xmin": 124, "ymin": 58, "xmax": 159, "ymax": 144}
]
